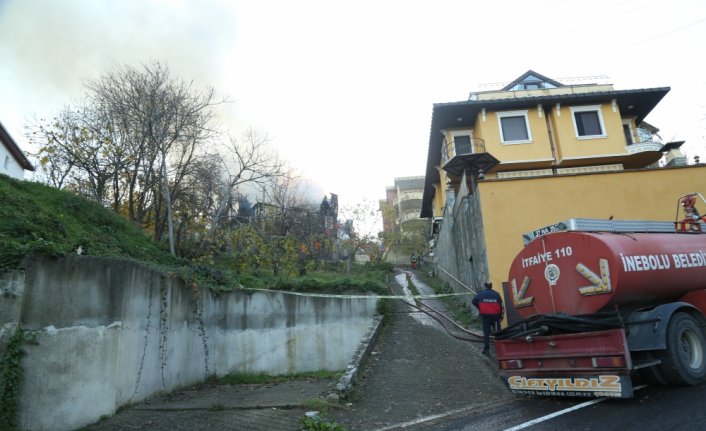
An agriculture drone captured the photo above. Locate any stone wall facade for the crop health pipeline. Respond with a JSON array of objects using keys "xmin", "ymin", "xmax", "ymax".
[{"xmin": 432, "ymin": 191, "xmax": 489, "ymax": 310}]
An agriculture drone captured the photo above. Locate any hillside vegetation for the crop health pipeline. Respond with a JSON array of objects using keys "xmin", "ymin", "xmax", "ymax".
[
  {"xmin": 0, "ymin": 174, "xmax": 389, "ymax": 294},
  {"xmin": 0, "ymin": 174, "xmax": 178, "ymax": 269}
]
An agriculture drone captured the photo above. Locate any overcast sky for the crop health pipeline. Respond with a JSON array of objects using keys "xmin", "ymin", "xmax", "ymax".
[{"xmin": 1, "ymin": 0, "xmax": 705, "ymax": 206}]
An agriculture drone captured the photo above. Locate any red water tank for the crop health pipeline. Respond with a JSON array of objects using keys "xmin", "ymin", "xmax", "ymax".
[{"xmin": 507, "ymin": 231, "xmax": 706, "ymax": 318}]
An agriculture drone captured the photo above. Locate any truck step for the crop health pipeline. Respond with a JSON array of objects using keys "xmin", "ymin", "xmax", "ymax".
[{"xmin": 631, "ymin": 359, "xmax": 662, "ymax": 370}]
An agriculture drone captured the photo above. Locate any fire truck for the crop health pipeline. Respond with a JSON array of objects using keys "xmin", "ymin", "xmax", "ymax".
[{"xmin": 495, "ymin": 193, "xmax": 706, "ymax": 398}]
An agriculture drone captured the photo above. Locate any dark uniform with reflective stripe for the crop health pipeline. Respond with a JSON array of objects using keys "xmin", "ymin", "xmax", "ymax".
[{"xmin": 472, "ymin": 284, "xmax": 504, "ymax": 353}]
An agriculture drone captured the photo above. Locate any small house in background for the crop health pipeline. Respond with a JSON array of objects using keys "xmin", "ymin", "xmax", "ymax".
[
  {"xmin": 380, "ymin": 176, "xmax": 428, "ymax": 265},
  {"xmin": 0, "ymin": 122, "xmax": 34, "ymax": 179},
  {"xmin": 354, "ymin": 247, "xmax": 371, "ymax": 264}
]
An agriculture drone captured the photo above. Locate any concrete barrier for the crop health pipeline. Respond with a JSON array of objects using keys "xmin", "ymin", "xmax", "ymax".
[{"xmin": 0, "ymin": 255, "xmax": 379, "ymax": 431}]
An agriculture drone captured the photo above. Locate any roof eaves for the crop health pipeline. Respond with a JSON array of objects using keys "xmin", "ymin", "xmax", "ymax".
[
  {"xmin": 0, "ymin": 122, "xmax": 34, "ymax": 171},
  {"xmin": 420, "ymin": 86, "xmax": 670, "ymax": 218},
  {"xmin": 471, "ymin": 86, "xmax": 670, "ymax": 105}
]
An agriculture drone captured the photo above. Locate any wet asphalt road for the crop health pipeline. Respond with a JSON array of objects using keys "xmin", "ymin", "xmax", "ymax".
[{"xmin": 413, "ymin": 380, "xmax": 706, "ymax": 431}]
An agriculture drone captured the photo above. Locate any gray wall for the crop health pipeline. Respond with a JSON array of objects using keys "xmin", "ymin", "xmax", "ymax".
[
  {"xmin": 433, "ymin": 190, "xmax": 489, "ymax": 309},
  {"xmin": 385, "ymin": 249, "xmax": 411, "ymax": 265},
  {"xmin": 1, "ymin": 255, "xmax": 378, "ymax": 431}
]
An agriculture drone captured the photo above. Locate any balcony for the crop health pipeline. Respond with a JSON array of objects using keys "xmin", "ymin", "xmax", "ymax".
[
  {"xmin": 394, "ymin": 192, "xmax": 423, "ymax": 206},
  {"xmin": 625, "ymin": 127, "xmax": 663, "ymax": 154},
  {"xmin": 442, "ymin": 136, "xmax": 500, "ymax": 177},
  {"xmin": 399, "ymin": 211, "xmax": 421, "ymax": 223},
  {"xmin": 398, "ymin": 199, "xmax": 422, "ymax": 212},
  {"xmin": 622, "ymin": 127, "xmax": 664, "ymax": 169}
]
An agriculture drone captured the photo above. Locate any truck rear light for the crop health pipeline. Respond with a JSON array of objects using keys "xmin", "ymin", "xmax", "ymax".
[
  {"xmin": 499, "ymin": 359, "xmax": 524, "ymax": 370},
  {"xmin": 591, "ymin": 356, "xmax": 626, "ymax": 368}
]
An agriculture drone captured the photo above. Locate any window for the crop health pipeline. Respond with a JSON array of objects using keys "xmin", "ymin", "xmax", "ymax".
[
  {"xmin": 571, "ymin": 105, "xmax": 606, "ymax": 139},
  {"xmin": 497, "ymin": 110, "xmax": 532, "ymax": 144},
  {"xmin": 508, "ymin": 75, "xmax": 558, "ymax": 91},
  {"xmin": 622, "ymin": 120, "xmax": 634, "ymax": 145},
  {"xmin": 623, "ymin": 124, "xmax": 633, "ymax": 144},
  {"xmin": 453, "ymin": 134, "xmax": 472, "ymax": 155},
  {"xmin": 3, "ymin": 155, "xmax": 9, "ymax": 170},
  {"xmin": 447, "ymin": 130, "xmax": 474, "ymax": 157}
]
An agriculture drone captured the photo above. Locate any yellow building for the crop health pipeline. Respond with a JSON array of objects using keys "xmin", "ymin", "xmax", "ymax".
[{"xmin": 421, "ymin": 71, "xmax": 706, "ymax": 321}]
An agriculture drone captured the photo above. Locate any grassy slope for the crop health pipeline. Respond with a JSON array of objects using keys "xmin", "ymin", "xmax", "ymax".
[
  {"xmin": 0, "ymin": 174, "xmax": 388, "ymax": 294},
  {"xmin": 0, "ymin": 174, "xmax": 179, "ymax": 270}
]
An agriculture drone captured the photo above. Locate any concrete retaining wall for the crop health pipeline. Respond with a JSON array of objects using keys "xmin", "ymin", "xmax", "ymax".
[
  {"xmin": 0, "ymin": 255, "xmax": 379, "ymax": 431},
  {"xmin": 433, "ymin": 193, "xmax": 489, "ymax": 309}
]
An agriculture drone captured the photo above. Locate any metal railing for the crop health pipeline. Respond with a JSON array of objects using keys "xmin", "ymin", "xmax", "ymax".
[
  {"xmin": 627, "ymin": 127, "xmax": 663, "ymax": 146},
  {"xmin": 435, "ymin": 264, "xmax": 478, "ymax": 294},
  {"xmin": 442, "ymin": 137, "xmax": 486, "ymax": 163}
]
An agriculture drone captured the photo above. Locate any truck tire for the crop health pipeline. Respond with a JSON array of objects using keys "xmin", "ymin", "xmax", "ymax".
[{"xmin": 656, "ymin": 312, "xmax": 706, "ymax": 385}]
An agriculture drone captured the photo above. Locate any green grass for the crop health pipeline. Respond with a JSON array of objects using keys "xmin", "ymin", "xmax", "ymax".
[
  {"xmin": 303, "ymin": 398, "xmax": 342, "ymax": 411},
  {"xmin": 0, "ymin": 174, "xmax": 179, "ymax": 270},
  {"xmin": 0, "ymin": 174, "xmax": 392, "ymax": 294},
  {"xmin": 270, "ymin": 271, "xmax": 387, "ymax": 295},
  {"xmin": 414, "ymin": 270, "xmax": 477, "ymax": 328},
  {"xmin": 301, "ymin": 414, "xmax": 348, "ymax": 431}
]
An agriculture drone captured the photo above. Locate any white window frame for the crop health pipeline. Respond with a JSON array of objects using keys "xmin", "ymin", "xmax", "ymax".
[
  {"xmin": 571, "ymin": 105, "xmax": 607, "ymax": 139},
  {"xmin": 497, "ymin": 110, "xmax": 532, "ymax": 144},
  {"xmin": 450, "ymin": 129, "xmax": 473, "ymax": 141}
]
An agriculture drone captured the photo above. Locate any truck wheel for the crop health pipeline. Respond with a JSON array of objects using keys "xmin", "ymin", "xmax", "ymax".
[{"xmin": 656, "ymin": 312, "xmax": 706, "ymax": 385}]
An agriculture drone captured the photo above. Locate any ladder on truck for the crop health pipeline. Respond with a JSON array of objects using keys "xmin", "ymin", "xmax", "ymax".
[
  {"xmin": 675, "ymin": 192, "xmax": 706, "ymax": 233},
  {"xmin": 523, "ymin": 216, "xmax": 705, "ymax": 244},
  {"xmin": 521, "ymin": 192, "xmax": 706, "ymax": 244}
]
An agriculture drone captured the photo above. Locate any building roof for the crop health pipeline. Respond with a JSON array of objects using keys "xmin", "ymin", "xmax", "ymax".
[
  {"xmin": 500, "ymin": 69, "xmax": 565, "ymax": 91},
  {"xmin": 660, "ymin": 141, "xmax": 685, "ymax": 152},
  {"xmin": 0, "ymin": 121, "xmax": 34, "ymax": 171},
  {"xmin": 395, "ymin": 176, "xmax": 425, "ymax": 190},
  {"xmin": 421, "ymin": 85, "xmax": 670, "ymax": 218}
]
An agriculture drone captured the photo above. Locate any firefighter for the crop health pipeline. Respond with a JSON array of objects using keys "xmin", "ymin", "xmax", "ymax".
[
  {"xmin": 472, "ymin": 282, "xmax": 504, "ymax": 355},
  {"xmin": 681, "ymin": 194, "xmax": 705, "ymax": 222}
]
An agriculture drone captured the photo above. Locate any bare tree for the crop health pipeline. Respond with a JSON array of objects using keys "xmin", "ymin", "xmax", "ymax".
[
  {"xmin": 172, "ymin": 153, "xmax": 223, "ymax": 256},
  {"xmin": 263, "ymin": 167, "xmax": 308, "ymax": 210},
  {"xmin": 85, "ymin": 65, "xmax": 159, "ymax": 222},
  {"xmin": 338, "ymin": 200, "xmax": 382, "ymax": 273},
  {"xmin": 378, "ymin": 200, "xmax": 429, "ymax": 262},
  {"xmin": 28, "ymin": 106, "xmax": 118, "ymax": 204},
  {"xmin": 208, "ymin": 129, "xmax": 287, "ymax": 236},
  {"xmin": 26, "ymin": 116, "xmax": 76, "ymax": 190},
  {"xmin": 85, "ymin": 62, "xmax": 222, "ymax": 255},
  {"xmin": 26, "ymin": 61, "xmax": 301, "ymax": 260}
]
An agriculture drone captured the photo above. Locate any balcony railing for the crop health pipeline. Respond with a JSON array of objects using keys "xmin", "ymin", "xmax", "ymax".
[
  {"xmin": 399, "ymin": 212, "xmax": 421, "ymax": 223},
  {"xmin": 394, "ymin": 192, "xmax": 423, "ymax": 206},
  {"xmin": 442, "ymin": 137, "xmax": 486, "ymax": 164},
  {"xmin": 441, "ymin": 137, "xmax": 500, "ymax": 177},
  {"xmin": 626, "ymin": 127, "xmax": 663, "ymax": 154}
]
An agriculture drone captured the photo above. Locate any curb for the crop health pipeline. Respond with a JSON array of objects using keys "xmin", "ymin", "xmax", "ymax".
[{"xmin": 335, "ymin": 314, "xmax": 384, "ymax": 394}]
